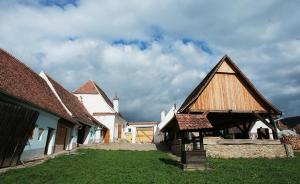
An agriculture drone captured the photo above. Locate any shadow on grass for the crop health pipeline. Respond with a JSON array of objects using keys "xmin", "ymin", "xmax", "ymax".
[
  {"xmin": 159, "ymin": 158, "xmax": 180, "ymax": 168},
  {"xmin": 154, "ymin": 143, "xmax": 169, "ymax": 152}
]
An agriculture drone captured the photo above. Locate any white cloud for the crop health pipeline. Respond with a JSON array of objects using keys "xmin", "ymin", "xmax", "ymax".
[{"xmin": 0, "ymin": 0, "xmax": 300, "ymax": 120}]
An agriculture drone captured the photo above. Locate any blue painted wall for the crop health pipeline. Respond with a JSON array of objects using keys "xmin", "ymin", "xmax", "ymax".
[{"xmin": 0, "ymin": 94, "xmax": 59, "ymax": 161}]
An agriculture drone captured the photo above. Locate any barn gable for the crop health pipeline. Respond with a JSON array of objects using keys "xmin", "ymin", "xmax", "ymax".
[{"xmin": 179, "ymin": 55, "xmax": 281, "ymax": 115}]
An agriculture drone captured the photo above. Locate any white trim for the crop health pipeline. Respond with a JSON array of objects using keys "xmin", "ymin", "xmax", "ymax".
[{"xmin": 39, "ymin": 72, "xmax": 73, "ymax": 116}]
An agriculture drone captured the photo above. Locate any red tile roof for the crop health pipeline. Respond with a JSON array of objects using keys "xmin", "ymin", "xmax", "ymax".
[
  {"xmin": 74, "ymin": 80, "xmax": 114, "ymax": 109},
  {"xmin": 45, "ymin": 74, "xmax": 104, "ymax": 127},
  {"xmin": 175, "ymin": 114, "xmax": 213, "ymax": 130},
  {"xmin": 0, "ymin": 48, "xmax": 75, "ymax": 123}
]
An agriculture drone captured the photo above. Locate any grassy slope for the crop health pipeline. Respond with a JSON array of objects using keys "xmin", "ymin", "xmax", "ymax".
[{"xmin": 0, "ymin": 149, "xmax": 299, "ymax": 184}]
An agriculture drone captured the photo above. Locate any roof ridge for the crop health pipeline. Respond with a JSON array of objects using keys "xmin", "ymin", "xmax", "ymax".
[{"xmin": 40, "ymin": 72, "xmax": 73, "ymax": 117}]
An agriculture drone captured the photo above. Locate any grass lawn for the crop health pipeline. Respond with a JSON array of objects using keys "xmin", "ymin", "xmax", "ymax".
[{"xmin": 0, "ymin": 149, "xmax": 299, "ymax": 184}]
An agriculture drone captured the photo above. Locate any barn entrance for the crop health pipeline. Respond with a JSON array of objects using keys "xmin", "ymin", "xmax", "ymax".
[
  {"xmin": 136, "ymin": 127, "xmax": 154, "ymax": 144},
  {"xmin": 0, "ymin": 100, "xmax": 39, "ymax": 168}
]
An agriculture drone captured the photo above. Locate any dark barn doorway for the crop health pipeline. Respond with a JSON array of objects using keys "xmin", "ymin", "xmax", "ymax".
[
  {"xmin": 44, "ymin": 128, "xmax": 54, "ymax": 155},
  {"xmin": 0, "ymin": 100, "xmax": 39, "ymax": 168}
]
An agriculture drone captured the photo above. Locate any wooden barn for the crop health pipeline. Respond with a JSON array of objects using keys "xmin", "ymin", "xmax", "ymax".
[{"xmin": 161, "ymin": 55, "xmax": 282, "ymax": 170}]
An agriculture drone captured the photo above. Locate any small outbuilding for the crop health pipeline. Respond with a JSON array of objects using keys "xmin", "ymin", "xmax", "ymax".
[{"xmin": 125, "ymin": 122, "xmax": 158, "ymax": 143}]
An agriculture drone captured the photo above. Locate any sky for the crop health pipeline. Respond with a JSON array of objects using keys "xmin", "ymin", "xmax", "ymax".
[{"xmin": 0, "ymin": 0, "xmax": 300, "ymax": 121}]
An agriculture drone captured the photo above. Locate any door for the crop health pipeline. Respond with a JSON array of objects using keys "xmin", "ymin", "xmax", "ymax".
[
  {"xmin": 77, "ymin": 125, "xmax": 87, "ymax": 144},
  {"xmin": 54, "ymin": 123, "xmax": 68, "ymax": 153},
  {"xmin": 44, "ymin": 128, "xmax": 54, "ymax": 155},
  {"xmin": 104, "ymin": 129, "xmax": 110, "ymax": 144},
  {"xmin": 0, "ymin": 100, "xmax": 39, "ymax": 168},
  {"xmin": 118, "ymin": 124, "xmax": 122, "ymax": 139},
  {"xmin": 257, "ymin": 128, "xmax": 270, "ymax": 139},
  {"xmin": 136, "ymin": 127, "xmax": 154, "ymax": 144}
]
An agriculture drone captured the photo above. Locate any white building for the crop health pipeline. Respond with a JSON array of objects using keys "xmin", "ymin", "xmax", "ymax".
[
  {"xmin": 74, "ymin": 80, "xmax": 127, "ymax": 143},
  {"xmin": 40, "ymin": 73, "xmax": 106, "ymax": 146},
  {"xmin": 155, "ymin": 105, "xmax": 177, "ymax": 143}
]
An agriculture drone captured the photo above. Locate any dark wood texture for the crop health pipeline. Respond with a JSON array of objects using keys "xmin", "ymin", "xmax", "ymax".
[{"xmin": 0, "ymin": 100, "xmax": 39, "ymax": 168}]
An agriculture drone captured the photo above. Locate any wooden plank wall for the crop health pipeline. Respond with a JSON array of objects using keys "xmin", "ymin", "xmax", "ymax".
[
  {"xmin": 0, "ymin": 100, "xmax": 39, "ymax": 168},
  {"xmin": 190, "ymin": 61, "xmax": 266, "ymax": 112}
]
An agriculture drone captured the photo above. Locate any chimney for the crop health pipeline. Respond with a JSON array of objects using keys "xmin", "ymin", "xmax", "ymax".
[
  {"xmin": 161, "ymin": 110, "xmax": 166, "ymax": 122},
  {"xmin": 113, "ymin": 96, "xmax": 119, "ymax": 113}
]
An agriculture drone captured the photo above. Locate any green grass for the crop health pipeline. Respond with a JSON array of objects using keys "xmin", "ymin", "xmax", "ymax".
[{"xmin": 0, "ymin": 149, "xmax": 299, "ymax": 184}]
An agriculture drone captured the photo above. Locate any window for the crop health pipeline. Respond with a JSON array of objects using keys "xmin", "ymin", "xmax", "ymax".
[
  {"xmin": 38, "ymin": 128, "xmax": 44, "ymax": 141},
  {"xmin": 128, "ymin": 128, "xmax": 131, "ymax": 133}
]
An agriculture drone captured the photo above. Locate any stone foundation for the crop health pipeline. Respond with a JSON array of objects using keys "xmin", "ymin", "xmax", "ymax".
[
  {"xmin": 205, "ymin": 144, "xmax": 289, "ymax": 158},
  {"xmin": 170, "ymin": 138, "xmax": 293, "ymax": 158}
]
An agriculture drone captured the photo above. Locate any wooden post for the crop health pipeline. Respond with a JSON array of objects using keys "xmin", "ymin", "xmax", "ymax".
[
  {"xmin": 199, "ymin": 130, "xmax": 204, "ymax": 151},
  {"xmin": 181, "ymin": 131, "xmax": 186, "ymax": 163},
  {"xmin": 269, "ymin": 118, "xmax": 278, "ymax": 140}
]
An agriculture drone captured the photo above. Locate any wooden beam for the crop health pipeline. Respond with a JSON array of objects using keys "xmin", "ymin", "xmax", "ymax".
[
  {"xmin": 190, "ymin": 109, "xmax": 268, "ymax": 113},
  {"xmin": 202, "ymin": 111, "xmax": 209, "ymax": 117},
  {"xmin": 252, "ymin": 111, "xmax": 275, "ymax": 130}
]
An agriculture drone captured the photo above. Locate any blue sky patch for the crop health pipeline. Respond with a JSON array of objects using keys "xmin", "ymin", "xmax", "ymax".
[
  {"xmin": 182, "ymin": 38, "xmax": 213, "ymax": 55},
  {"xmin": 39, "ymin": 0, "xmax": 78, "ymax": 8},
  {"xmin": 112, "ymin": 39, "xmax": 150, "ymax": 50},
  {"xmin": 149, "ymin": 26, "xmax": 164, "ymax": 42}
]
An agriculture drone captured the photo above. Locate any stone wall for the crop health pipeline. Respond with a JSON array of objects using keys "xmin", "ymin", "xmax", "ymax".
[
  {"xmin": 281, "ymin": 135, "xmax": 300, "ymax": 150},
  {"xmin": 205, "ymin": 144, "xmax": 290, "ymax": 158},
  {"xmin": 170, "ymin": 138, "xmax": 292, "ymax": 158}
]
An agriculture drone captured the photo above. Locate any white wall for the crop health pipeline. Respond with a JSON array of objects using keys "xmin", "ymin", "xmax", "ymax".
[
  {"xmin": 75, "ymin": 94, "xmax": 114, "ymax": 114},
  {"xmin": 94, "ymin": 115, "xmax": 115, "ymax": 142},
  {"xmin": 249, "ymin": 120, "xmax": 278, "ymax": 140}
]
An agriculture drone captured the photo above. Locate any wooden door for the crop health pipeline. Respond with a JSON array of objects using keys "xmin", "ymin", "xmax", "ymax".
[
  {"xmin": 136, "ymin": 127, "xmax": 154, "ymax": 144},
  {"xmin": 54, "ymin": 123, "xmax": 68, "ymax": 153},
  {"xmin": 0, "ymin": 100, "xmax": 39, "ymax": 168},
  {"xmin": 104, "ymin": 129, "xmax": 110, "ymax": 144},
  {"xmin": 118, "ymin": 124, "xmax": 122, "ymax": 139}
]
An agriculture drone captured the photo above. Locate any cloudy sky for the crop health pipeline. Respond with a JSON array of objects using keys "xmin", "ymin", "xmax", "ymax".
[{"xmin": 0, "ymin": 0, "xmax": 299, "ymax": 121}]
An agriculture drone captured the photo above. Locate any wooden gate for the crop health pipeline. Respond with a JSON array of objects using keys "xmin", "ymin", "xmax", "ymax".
[
  {"xmin": 0, "ymin": 100, "xmax": 39, "ymax": 168},
  {"xmin": 136, "ymin": 127, "xmax": 154, "ymax": 144}
]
